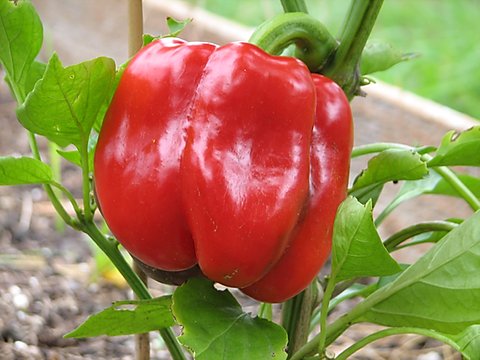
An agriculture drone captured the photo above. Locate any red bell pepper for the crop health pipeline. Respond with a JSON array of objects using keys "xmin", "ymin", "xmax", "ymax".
[{"xmin": 94, "ymin": 38, "xmax": 352, "ymax": 302}]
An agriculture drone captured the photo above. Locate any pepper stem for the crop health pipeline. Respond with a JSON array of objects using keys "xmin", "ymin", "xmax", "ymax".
[
  {"xmin": 249, "ymin": 12, "xmax": 337, "ymax": 72},
  {"xmin": 280, "ymin": 0, "xmax": 308, "ymax": 13},
  {"xmin": 323, "ymin": 0, "xmax": 384, "ymax": 98}
]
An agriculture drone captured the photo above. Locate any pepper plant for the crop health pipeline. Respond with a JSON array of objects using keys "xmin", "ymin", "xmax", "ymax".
[{"xmin": 1, "ymin": 0, "xmax": 480, "ymax": 359}]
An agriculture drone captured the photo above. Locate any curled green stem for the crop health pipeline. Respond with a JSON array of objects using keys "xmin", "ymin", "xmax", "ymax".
[
  {"xmin": 249, "ymin": 12, "xmax": 337, "ymax": 72},
  {"xmin": 384, "ymin": 220, "xmax": 458, "ymax": 251}
]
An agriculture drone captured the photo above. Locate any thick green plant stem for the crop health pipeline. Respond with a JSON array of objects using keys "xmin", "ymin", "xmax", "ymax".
[
  {"xmin": 323, "ymin": 0, "xmax": 384, "ymax": 98},
  {"xmin": 384, "ymin": 220, "xmax": 459, "ymax": 251},
  {"xmin": 249, "ymin": 12, "xmax": 337, "ymax": 72},
  {"xmin": 335, "ymin": 327, "xmax": 460, "ymax": 360},
  {"xmin": 281, "ymin": 0, "xmax": 308, "ymax": 13},
  {"xmin": 282, "ymin": 283, "xmax": 316, "ymax": 357}
]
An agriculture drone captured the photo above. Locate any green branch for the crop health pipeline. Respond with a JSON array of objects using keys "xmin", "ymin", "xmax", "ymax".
[
  {"xmin": 351, "ymin": 142, "xmax": 412, "ymax": 158},
  {"xmin": 335, "ymin": 327, "xmax": 460, "ymax": 360},
  {"xmin": 428, "ymin": 164, "xmax": 480, "ymax": 211},
  {"xmin": 384, "ymin": 220, "xmax": 458, "ymax": 251},
  {"xmin": 316, "ymin": 277, "xmax": 336, "ymax": 357}
]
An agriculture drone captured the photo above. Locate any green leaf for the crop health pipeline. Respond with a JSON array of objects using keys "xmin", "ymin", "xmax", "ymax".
[
  {"xmin": 375, "ymin": 173, "xmax": 440, "ymax": 224},
  {"xmin": 377, "ymin": 264, "xmax": 410, "ymax": 288},
  {"xmin": 57, "ymin": 132, "xmax": 98, "ymax": 168},
  {"xmin": 172, "ymin": 278, "xmax": 287, "ymax": 360},
  {"xmin": 351, "ymin": 149, "xmax": 428, "ymax": 195},
  {"xmin": 24, "ymin": 60, "xmax": 46, "ymax": 94},
  {"xmin": 361, "ymin": 210, "xmax": 480, "ymax": 334},
  {"xmin": 56, "ymin": 149, "xmax": 81, "ymax": 167},
  {"xmin": 450, "ymin": 325, "xmax": 480, "ymax": 359},
  {"xmin": 143, "ymin": 18, "xmax": 192, "ymax": 47},
  {"xmin": 429, "ymin": 126, "xmax": 480, "ymax": 167},
  {"xmin": 350, "ymin": 183, "xmax": 383, "ymax": 206},
  {"xmin": 166, "ymin": 17, "xmax": 192, "ymax": 37},
  {"xmin": 16, "ymin": 54, "xmax": 116, "ymax": 148},
  {"xmin": 360, "ymin": 40, "xmax": 417, "ymax": 75},
  {"xmin": 376, "ymin": 171, "xmax": 480, "ymax": 224},
  {"xmin": 65, "ymin": 297, "xmax": 174, "ymax": 338},
  {"xmin": 93, "ymin": 61, "xmax": 126, "ymax": 133},
  {"xmin": 331, "ymin": 197, "xmax": 401, "ymax": 283},
  {"xmin": 142, "ymin": 34, "xmax": 157, "ymax": 47},
  {"xmin": 0, "ymin": 156, "xmax": 53, "ymax": 185},
  {"xmin": 0, "ymin": 0, "xmax": 43, "ymax": 100}
]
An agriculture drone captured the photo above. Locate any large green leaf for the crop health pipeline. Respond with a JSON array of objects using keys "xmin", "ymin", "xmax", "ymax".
[
  {"xmin": 360, "ymin": 210, "xmax": 480, "ymax": 334},
  {"xmin": 350, "ymin": 149, "xmax": 428, "ymax": 205},
  {"xmin": 64, "ymin": 297, "xmax": 175, "ymax": 338},
  {"xmin": 172, "ymin": 278, "xmax": 287, "ymax": 360},
  {"xmin": 429, "ymin": 126, "xmax": 480, "ymax": 167},
  {"xmin": 16, "ymin": 54, "xmax": 115, "ymax": 148},
  {"xmin": 0, "ymin": 156, "xmax": 53, "ymax": 185},
  {"xmin": 0, "ymin": 0, "xmax": 43, "ymax": 100},
  {"xmin": 331, "ymin": 197, "xmax": 401, "ymax": 283}
]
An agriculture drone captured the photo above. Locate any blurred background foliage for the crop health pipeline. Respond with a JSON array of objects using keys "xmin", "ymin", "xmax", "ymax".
[{"xmin": 186, "ymin": 0, "xmax": 480, "ymax": 119}]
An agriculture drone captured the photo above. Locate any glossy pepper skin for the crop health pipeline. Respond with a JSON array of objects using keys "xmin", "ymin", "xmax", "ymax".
[
  {"xmin": 94, "ymin": 38, "xmax": 353, "ymax": 301},
  {"xmin": 241, "ymin": 75, "xmax": 353, "ymax": 302}
]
